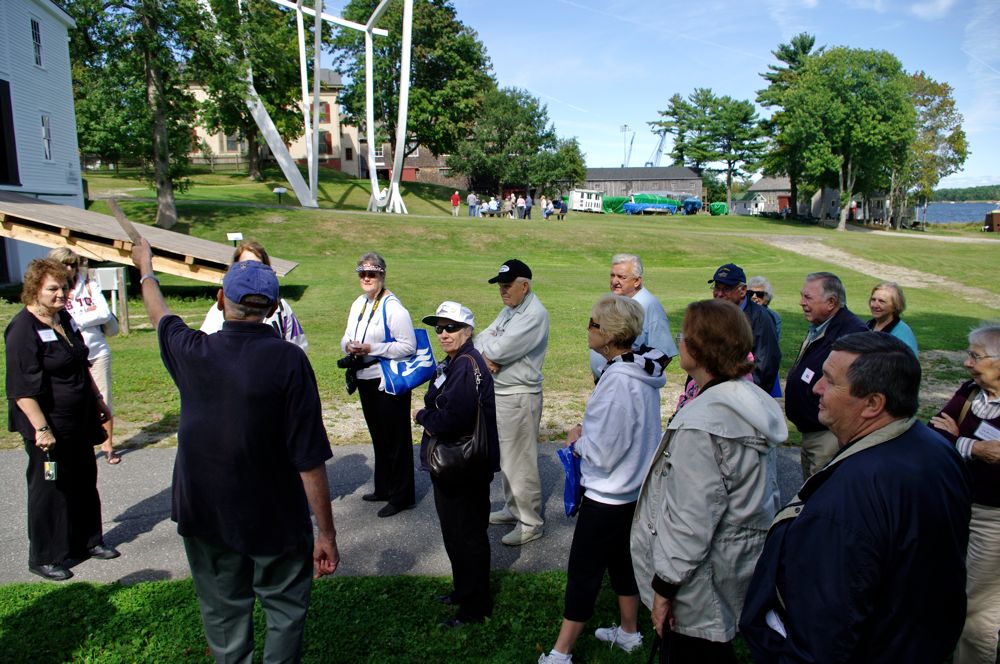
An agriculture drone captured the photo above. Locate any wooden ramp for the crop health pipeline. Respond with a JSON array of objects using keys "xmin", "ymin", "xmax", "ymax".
[{"xmin": 0, "ymin": 191, "xmax": 297, "ymax": 284}]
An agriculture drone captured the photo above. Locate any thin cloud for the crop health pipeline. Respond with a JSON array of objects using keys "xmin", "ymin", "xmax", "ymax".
[
  {"xmin": 527, "ymin": 89, "xmax": 590, "ymax": 114},
  {"xmin": 961, "ymin": 0, "xmax": 1000, "ymax": 135},
  {"xmin": 910, "ymin": 0, "xmax": 956, "ymax": 20}
]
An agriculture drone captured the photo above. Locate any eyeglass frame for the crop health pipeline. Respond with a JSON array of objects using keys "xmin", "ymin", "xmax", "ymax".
[
  {"xmin": 967, "ymin": 350, "xmax": 999, "ymax": 362},
  {"xmin": 435, "ymin": 323, "xmax": 467, "ymax": 334}
]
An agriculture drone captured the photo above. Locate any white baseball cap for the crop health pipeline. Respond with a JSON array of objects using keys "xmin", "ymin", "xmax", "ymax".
[{"xmin": 421, "ymin": 301, "xmax": 475, "ymax": 329}]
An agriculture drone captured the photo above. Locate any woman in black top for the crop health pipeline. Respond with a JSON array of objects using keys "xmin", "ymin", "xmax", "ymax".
[
  {"xmin": 413, "ymin": 301, "xmax": 499, "ymax": 627},
  {"xmin": 5, "ymin": 258, "xmax": 118, "ymax": 580}
]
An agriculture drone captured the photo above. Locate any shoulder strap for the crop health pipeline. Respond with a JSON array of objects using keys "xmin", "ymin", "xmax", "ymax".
[
  {"xmin": 958, "ymin": 387, "xmax": 980, "ymax": 428},
  {"xmin": 381, "ymin": 294, "xmax": 398, "ymax": 343}
]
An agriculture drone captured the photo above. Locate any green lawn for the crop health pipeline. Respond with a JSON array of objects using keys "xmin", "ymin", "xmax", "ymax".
[{"xmin": 2, "ymin": 178, "xmax": 997, "ymax": 446}]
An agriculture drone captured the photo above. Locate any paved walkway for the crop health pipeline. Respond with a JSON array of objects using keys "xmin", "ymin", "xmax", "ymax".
[{"xmin": 0, "ymin": 443, "xmax": 804, "ymax": 585}]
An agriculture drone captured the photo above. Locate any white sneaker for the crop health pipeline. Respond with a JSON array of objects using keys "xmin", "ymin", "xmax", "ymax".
[
  {"xmin": 501, "ymin": 524, "xmax": 544, "ymax": 546},
  {"xmin": 538, "ymin": 651, "xmax": 572, "ymax": 663},
  {"xmin": 489, "ymin": 509, "xmax": 517, "ymax": 525},
  {"xmin": 594, "ymin": 624, "xmax": 643, "ymax": 653}
]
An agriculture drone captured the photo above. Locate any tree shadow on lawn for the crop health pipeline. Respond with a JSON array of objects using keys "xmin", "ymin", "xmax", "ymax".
[{"xmin": 0, "ymin": 583, "xmax": 116, "ymax": 663}]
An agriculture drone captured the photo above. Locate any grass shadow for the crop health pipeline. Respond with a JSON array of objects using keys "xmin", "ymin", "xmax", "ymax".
[{"xmin": 121, "ymin": 412, "xmax": 179, "ymax": 451}]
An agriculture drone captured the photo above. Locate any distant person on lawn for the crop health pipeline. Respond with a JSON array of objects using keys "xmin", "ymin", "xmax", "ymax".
[
  {"xmin": 132, "ymin": 239, "xmax": 338, "ymax": 663},
  {"xmin": 451, "ymin": 190, "xmax": 460, "ymax": 217}
]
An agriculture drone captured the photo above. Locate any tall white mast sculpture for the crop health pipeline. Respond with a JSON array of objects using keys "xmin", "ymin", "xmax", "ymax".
[{"xmin": 200, "ymin": 0, "xmax": 412, "ymax": 213}]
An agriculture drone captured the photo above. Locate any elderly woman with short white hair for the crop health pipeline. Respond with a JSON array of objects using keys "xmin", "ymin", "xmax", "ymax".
[{"xmin": 929, "ymin": 323, "xmax": 1000, "ymax": 664}]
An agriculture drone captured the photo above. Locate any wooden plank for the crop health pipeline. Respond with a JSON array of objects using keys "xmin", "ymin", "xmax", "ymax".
[
  {"xmin": 107, "ymin": 198, "xmax": 144, "ymax": 244},
  {"xmin": 0, "ymin": 191, "xmax": 298, "ymax": 280}
]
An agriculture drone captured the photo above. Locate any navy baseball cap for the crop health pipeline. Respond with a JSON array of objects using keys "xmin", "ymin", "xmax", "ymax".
[
  {"xmin": 709, "ymin": 263, "xmax": 746, "ymax": 286},
  {"xmin": 223, "ymin": 260, "xmax": 279, "ymax": 306}
]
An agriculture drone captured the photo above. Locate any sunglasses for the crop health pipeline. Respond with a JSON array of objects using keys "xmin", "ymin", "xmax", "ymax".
[
  {"xmin": 358, "ymin": 271, "xmax": 382, "ymax": 280},
  {"xmin": 435, "ymin": 323, "xmax": 466, "ymax": 334},
  {"xmin": 588, "ymin": 318, "xmax": 601, "ymax": 329},
  {"xmin": 748, "ymin": 290, "xmax": 767, "ymax": 299}
]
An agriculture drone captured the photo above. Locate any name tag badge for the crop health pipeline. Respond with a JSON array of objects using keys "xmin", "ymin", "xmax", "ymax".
[
  {"xmin": 801, "ymin": 368, "xmax": 815, "ymax": 384},
  {"xmin": 433, "ymin": 374, "xmax": 447, "ymax": 389},
  {"xmin": 974, "ymin": 421, "xmax": 1000, "ymax": 441},
  {"xmin": 37, "ymin": 329, "xmax": 58, "ymax": 343}
]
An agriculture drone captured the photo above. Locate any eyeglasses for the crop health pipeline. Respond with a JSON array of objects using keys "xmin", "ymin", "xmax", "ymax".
[
  {"xmin": 748, "ymin": 290, "xmax": 767, "ymax": 299},
  {"xmin": 358, "ymin": 271, "xmax": 382, "ymax": 280},
  {"xmin": 588, "ymin": 318, "xmax": 601, "ymax": 330},
  {"xmin": 435, "ymin": 323, "xmax": 466, "ymax": 334},
  {"xmin": 967, "ymin": 350, "xmax": 999, "ymax": 362},
  {"xmin": 712, "ymin": 282, "xmax": 739, "ymax": 292}
]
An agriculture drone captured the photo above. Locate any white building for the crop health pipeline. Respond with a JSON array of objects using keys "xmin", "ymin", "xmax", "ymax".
[{"xmin": 0, "ymin": 0, "xmax": 84, "ymax": 283}]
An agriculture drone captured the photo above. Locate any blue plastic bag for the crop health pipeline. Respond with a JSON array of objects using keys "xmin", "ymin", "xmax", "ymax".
[{"xmin": 557, "ymin": 443, "xmax": 583, "ymax": 517}]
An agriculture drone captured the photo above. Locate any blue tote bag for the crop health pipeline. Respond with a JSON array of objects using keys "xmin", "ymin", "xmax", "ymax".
[
  {"xmin": 557, "ymin": 443, "xmax": 583, "ymax": 517},
  {"xmin": 379, "ymin": 296, "xmax": 436, "ymax": 395}
]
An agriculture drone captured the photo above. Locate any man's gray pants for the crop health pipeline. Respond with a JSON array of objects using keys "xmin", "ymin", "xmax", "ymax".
[
  {"xmin": 184, "ymin": 535, "xmax": 313, "ymax": 664},
  {"xmin": 495, "ymin": 391, "xmax": 544, "ymax": 529}
]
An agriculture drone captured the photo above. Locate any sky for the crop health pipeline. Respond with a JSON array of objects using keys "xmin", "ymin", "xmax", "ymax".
[{"xmin": 325, "ymin": 0, "xmax": 1000, "ymax": 189}]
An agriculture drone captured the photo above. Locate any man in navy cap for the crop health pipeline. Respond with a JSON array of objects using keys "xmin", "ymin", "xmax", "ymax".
[
  {"xmin": 131, "ymin": 239, "xmax": 338, "ymax": 662},
  {"xmin": 709, "ymin": 263, "xmax": 781, "ymax": 391},
  {"xmin": 476, "ymin": 259, "xmax": 550, "ymax": 546}
]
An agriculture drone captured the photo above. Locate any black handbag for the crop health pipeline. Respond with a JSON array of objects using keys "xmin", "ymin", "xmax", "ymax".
[{"xmin": 426, "ymin": 356, "xmax": 489, "ymax": 481}]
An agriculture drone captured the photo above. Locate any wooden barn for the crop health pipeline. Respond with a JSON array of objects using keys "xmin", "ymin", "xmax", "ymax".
[{"xmin": 584, "ymin": 166, "xmax": 702, "ymax": 199}]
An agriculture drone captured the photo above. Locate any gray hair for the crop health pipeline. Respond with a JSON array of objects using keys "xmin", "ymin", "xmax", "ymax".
[
  {"xmin": 224, "ymin": 296, "xmax": 271, "ymax": 322},
  {"xmin": 611, "ymin": 253, "xmax": 643, "ymax": 278},
  {"xmin": 832, "ymin": 331, "xmax": 920, "ymax": 418},
  {"xmin": 806, "ymin": 272, "xmax": 846, "ymax": 308},
  {"xmin": 357, "ymin": 251, "xmax": 387, "ymax": 273},
  {"xmin": 591, "ymin": 294, "xmax": 644, "ymax": 349},
  {"xmin": 969, "ymin": 323, "xmax": 1000, "ymax": 357},
  {"xmin": 747, "ymin": 276, "xmax": 773, "ymax": 304}
]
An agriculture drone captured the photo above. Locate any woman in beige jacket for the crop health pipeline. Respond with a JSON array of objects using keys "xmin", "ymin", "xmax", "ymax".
[{"xmin": 631, "ymin": 299, "xmax": 786, "ymax": 663}]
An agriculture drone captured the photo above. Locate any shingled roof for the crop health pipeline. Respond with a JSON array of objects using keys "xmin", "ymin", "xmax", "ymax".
[{"xmin": 586, "ymin": 166, "xmax": 701, "ymax": 181}]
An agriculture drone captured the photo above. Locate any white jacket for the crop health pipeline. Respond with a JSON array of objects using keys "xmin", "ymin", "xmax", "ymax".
[
  {"xmin": 576, "ymin": 349, "xmax": 667, "ymax": 505},
  {"xmin": 631, "ymin": 379, "xmax": 787, "ymax": 641},
  {"xmin": 340, "ymin": 292, "xmax": 416, "ymax": 387},
  {"xmin": 64, "ymin": 275, "xmax": 112, "ymax": 361}
]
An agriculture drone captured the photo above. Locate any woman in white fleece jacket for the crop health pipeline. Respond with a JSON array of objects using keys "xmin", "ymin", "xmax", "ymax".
[{"xmin": 539, "ymin": 294, "xmax": 667, "ymax": 664}]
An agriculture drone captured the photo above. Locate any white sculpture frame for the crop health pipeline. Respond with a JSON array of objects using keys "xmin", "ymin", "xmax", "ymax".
[{"xmin": 199, "ymin": 0, "xmax": 413, "ymax": 213}]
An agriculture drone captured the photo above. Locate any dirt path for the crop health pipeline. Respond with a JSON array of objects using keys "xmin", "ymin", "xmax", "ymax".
[{"xmin": 763, "ymin": 235, "xmax": 1000, "ymax": 311}]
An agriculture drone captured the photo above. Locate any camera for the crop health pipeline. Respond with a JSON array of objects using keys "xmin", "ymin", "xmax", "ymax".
[{"xmin": 337, "ymin": 354, "xmax": 367, "ymax": 370}]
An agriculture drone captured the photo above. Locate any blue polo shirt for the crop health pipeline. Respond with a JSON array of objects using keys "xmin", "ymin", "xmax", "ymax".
[{"xmin": 158, "ymin": 315, "xmax": 331, "ymax": 555}]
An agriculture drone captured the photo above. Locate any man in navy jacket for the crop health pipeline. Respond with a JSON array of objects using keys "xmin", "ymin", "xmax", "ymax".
[
  {"xmin": 741, "ymin": 332, "xmax": 971, "ymax": 664},
  {"xmin": 785, "ymin": 272, "xmax": 867, "ymax": 477}
]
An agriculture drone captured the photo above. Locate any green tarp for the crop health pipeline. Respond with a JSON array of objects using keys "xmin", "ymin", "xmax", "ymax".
[
  {"xmin": 603, "ymin": 194, "xmax": 682, "ymax": 215},
  {"xmin": 708, "ymin": 202, "xmax": 729, "ymax": 216}
]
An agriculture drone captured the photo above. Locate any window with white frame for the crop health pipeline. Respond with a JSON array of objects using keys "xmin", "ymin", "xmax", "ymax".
[
  {"xmin": 373, "ymin": 146, "xmax": 384, "ymax": 158},
  {"xmin": 31, "ymin": 18, "xmax": 43, "ymax": 67},
  {"xmin": 40, "ymin": 114, "xmax": 52, "ymax": 161}
]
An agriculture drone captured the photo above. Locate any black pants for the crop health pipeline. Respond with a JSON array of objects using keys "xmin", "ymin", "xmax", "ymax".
[
  {"xmin": 661, "ymin": 632, "xmax": 737, "ymax": 664},
  {"xmin": 358, "ymin": 378, "xmax": 414, "ymax": 507},
  {"xmin": 24, "ymin": 437, "xmax": 103, "ymax": 566},
  {"xmin": 564, "ymin": 496, "xmax": 639, "ymax": 622},
  {"xmin": 433, "ymin": 475, "xmax": 492, "ymax": 622}
]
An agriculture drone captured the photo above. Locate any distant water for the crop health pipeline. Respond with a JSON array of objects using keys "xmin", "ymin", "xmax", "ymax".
[{"xmin": 919, "ymin": 201, "xmax": 999, "ymax": 224}]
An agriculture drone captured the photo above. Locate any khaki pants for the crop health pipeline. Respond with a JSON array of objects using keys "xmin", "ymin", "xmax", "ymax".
[
  {"xmin": 495, "ymin": 391, "xmax": 544, "ymax": 529},
  {"xmin": 955, "ymin": 504, "xmax": 1000, "ymax": 664},
  {"xmin": 799, "ymin": 428, "xmax": 839, "ymax": 479}
]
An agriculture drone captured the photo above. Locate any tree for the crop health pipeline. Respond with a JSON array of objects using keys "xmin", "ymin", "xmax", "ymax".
[
  {"xmin": 530, "ymin": 138, "xmax": 587, "ymax": 197},
  {"xmin": 780, "ymin": 48, "xmax": 915, "ymax": 230},
  {"xmin": 445, "ymin": 87, "xmax": 556, "ymax": 194},
  {"xmin": 908, "ymin": 72, "xmax": 968, "ymax": 217},
  {"xmin": 68, "ymin": 0, "xmax": 198, "ymax": 229},
  {"xmin": 706, "ymin": 96, "xmax": 767, "ymax": 212},
  {"xmin": 331, "ymin": 0, "xmax": 492, "ymax": 159},
  {"xmin": 650, "ymin": 89, "xmax": 716, "ymax": 170},
  {"xmin": 757, "ymin": 33, "xmax": 824, "ymax": 218},
  {"xmin": 185, "ymin": 0, "xmax": 307, "ymax": 180}
]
